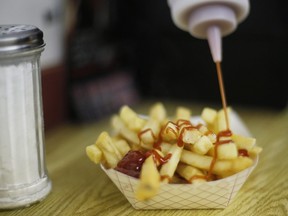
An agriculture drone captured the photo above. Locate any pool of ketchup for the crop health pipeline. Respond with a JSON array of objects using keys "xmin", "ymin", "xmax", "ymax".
[
  {"xmin": 115, "ymin": 149, "xmax": 172, "ymax": 178},
  {"xmin": 115, "ymin": 150, "xmax": 146, "ymax": 178}
]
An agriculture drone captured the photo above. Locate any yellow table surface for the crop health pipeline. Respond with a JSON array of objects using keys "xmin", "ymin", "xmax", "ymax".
[{"xmin": 1, "ymin": 101, "xmax": 288, "ymax": 216}]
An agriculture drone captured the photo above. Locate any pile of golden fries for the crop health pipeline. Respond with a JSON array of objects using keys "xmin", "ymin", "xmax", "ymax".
[{"xmin": 86, "ymin": 103, "xmax": 262, "ymax": 201}]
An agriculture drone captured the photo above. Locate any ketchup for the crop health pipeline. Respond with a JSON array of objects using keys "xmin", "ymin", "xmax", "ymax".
[
  {"xmin": 138, "ymin": 128, "xmax": 157, "ymax": 141},
  {"xmin": 238, "ymin": 149, "xmax": 249, "ymax": 157},
  {"xmin": 216, "ymin": 61, "xmax": 230, "ymax": 131},
  {"xmin": 115, "ymin": 150, "xmax": 172, "ymax": 178},
  {"xmin": 145, "ymin": 150, "xmax": 172, "ymax": 165},
  {"xmin": 115, "ymin": 150, "xmax": 146, "ymax": 178}
]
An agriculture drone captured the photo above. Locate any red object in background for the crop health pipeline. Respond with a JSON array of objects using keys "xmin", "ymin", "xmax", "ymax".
[{"xmin": 42, "ymin": 65, "xmax": 68, "ymax": 130}]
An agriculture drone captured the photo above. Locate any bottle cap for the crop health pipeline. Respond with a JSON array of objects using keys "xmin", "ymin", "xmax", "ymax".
[
  {"xmin": 187, "ymin": 4, "xmax": 237, "ymax": 39},
  {"xmin": 188, "ymin": 5, "xmax": 237, "ymax": 62},
  {"xmin": 0, "ymin": 25, "xmax": 45, "ymax": 55},
  {"xmin": 168, "ymin": 0, "xmax": 250, "ymax": 33}
]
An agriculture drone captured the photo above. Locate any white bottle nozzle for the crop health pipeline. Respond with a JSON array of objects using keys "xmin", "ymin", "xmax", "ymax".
[{"xmin": 207, "ymin": 25, "xmax": 222, "ymax": 62}]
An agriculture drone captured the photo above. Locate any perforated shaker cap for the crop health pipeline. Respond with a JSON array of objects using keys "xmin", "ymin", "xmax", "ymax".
[{"xmin": 0, "ymin": 25, "xmax": 45, "ymax": 55}]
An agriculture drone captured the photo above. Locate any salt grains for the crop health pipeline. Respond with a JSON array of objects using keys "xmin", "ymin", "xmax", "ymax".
[{"xmin": 0, "ymin": 63, "xmax": 40, "ymax": 185}]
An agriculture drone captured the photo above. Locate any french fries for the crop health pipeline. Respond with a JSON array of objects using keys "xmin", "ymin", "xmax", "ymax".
[
  {"xmin": 159, "ymin": 144, "xmax": 183, "ymax": 183},
  {"xmin": 90, "ymin": 132, "xmax": 123, "ymax": 168},
  {"xmin": 176, "ymin": 163, "xmax": 206, "ymax": 183},
  {"xmin": 175, "ymin": 106, "xmax": 191, "ymax": 121},
  {"xmin": 149, "ymin": 102, "xmax": 167, "ymax": 124},
  {"xmin": 193, "ymin": 135, "xmax": 213, "ymax": 155},
  {"xmin": 86, "ymin": 103, "xmax": 262, "ymax": 201},
  {"xmin": 139, "ymin": 119, "xmax": 161, "ymax": 149},
  {"xmin": 135, "ymin": 155, "xmax": 160, "ymax": 201},
  {"xmin": 180, "ymin": 149, "xmax": 253, "ymax": 177},
  {"xmin": 111, "ymin": 115, "xmax": 139, "ymax": 145},
  {"xmin": 120, "ymin": 105, "xmax": 146, "ymax": 131}
]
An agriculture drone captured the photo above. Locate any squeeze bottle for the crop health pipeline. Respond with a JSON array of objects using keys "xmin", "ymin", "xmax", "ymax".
[{"xmin": 167, "ymin": 0, "xmax": 250, "ymax": 62}]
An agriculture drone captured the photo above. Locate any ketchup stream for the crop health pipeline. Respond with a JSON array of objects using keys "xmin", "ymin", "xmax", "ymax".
[{"xmin": 216, "ymin": 61, "xmax": 230, "ymax": 130}]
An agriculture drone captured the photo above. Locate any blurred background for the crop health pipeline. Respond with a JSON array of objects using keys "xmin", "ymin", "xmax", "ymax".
[{"xmin": 0, "ymin": 0, "xmax": 287, "ymax": 130}]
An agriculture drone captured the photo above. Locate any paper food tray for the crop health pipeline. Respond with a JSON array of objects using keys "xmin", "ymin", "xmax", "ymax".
[{"xmin": 101, "ymin": 111, "xmax": 259, "ymax": 209}]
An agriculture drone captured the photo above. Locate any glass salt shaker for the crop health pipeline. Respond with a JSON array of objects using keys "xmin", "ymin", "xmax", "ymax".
[{"xmin": 0, "ymin": 25, "xmax": 52, "ymax": 209}]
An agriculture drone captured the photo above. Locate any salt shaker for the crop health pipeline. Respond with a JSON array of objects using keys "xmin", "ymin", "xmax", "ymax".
[{"xmin": 0, "ymin": 25, "xmax": 51, "ymax": 209}]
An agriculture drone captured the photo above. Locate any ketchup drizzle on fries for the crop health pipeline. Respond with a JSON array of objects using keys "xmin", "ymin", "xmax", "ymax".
[
  {"xmin": 137, "ymin": 120, "xmax": 227, "ymax": 181},
  {"xmin": 207, "ymin": 129, "xmax": 233, "ymax": 179},
  {"xmin": 138, "ymin": 128, "xmax": 157, "ymax": 141},
  {"xmin": 145, "ymin": 150, "xmax": 172, "ymax": 165},
  {"xmin": 139, "ymin": 120, "xmax": 207, "ymax": 149}
]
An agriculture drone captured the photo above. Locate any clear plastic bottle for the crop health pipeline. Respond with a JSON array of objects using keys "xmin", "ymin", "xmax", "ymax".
[
  {"xmin": 0, "ymin": 25, "xmax": 51, "ymax": 209},
  {"xmin": 167, "ymin": 0, "xmax": 250, "ymax": 62}
]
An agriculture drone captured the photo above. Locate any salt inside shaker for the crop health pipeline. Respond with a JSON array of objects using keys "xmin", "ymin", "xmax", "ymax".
[{"xmin": 0, "ymin": 25, "xmax": 51, "ymax": 209}]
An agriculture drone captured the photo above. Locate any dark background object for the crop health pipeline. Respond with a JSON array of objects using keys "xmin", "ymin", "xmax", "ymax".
[
  {"xmin": 66, "ymin": 0, "xmax": 140, "ymax": 121},
  {"xmin": 110, "ymin": 0, "xmax": 288, "ymax": 109}
]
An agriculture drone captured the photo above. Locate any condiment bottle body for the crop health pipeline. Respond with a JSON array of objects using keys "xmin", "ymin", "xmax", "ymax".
[{"xmin": 167, "ymin": 0, "xmax": 250, "ymax": 62}]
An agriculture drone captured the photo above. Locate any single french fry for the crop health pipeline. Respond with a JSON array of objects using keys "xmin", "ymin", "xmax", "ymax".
[
  {"xmin": 146, "ymin": 118, "xmax": 161, "ymax": 136},
  {"xmin": 193, "ymin": 135, "xmax": 213, "ymax": 155},
  {"xmin": 197, "ymin": 125, "xmax": 217, "ymax": 143},
  {"xmin": 232, "ymin": 134, "xmax": 256, "ymax": 150},
  {"xmin": 176, "ymin": 163, "xmax": 206, "ymax": 183},
  {"xmin": 139, "ymin": 130, "xmax": 155, "ymax": 149},
  {"xmin": 161, "ymin": 122, "xmax": 178, "ymax": 142},
  {"xmin": 149, "ymin": 102, "xmax": 167, "ymax": 124},
  {"xmin": 131, "ymin": 143, "xmax": 143, "ymax": 151},
  {"xmin": 160, "ymin": 144, "xmax": 183, "ymax": 183},
  {"xmin": 180, "ymin": 149, "xmax": 253, "ymax": 177},
  {"xmin": 201, "ymin": 107, "xmax": 217, "ymax": 125},
  {"xmin": 216, "ymin": 108, "xmax": 231, "ymax": 132},
  {"xmin": 135, "ymin": 155, "xmax": 160, "ymax": 201},
  {"xmin": 217, "ymin": 142, "xmax": 238, "ymax": 160},
  {"xmin": 197, "ymin": 124, "xmax": 208, "ymax": 134},
  {"xmin": 102, "ymin": 151, "xmax": 121, "ymax": 169},
  {"xmin": 119, "ymin": 105, "xmax": 146, "ymax": 131},
  {"xmin": 248, "ymin": 146, "xmax": 263, "ymax": 159},
  {"xmin": 180, "ymin": 149, "xmax": 211, "ymax": 170},
  {"xmin": 111, "ymin": 115, "xmax": 139, "ymax": 145},
  {"xmin": 159, "ymin": 142, "xmax": 172, "ymax": 155},
  {"xmin": 86, "ymin": 145, "xmax": 103, "ymax": 164},
  {"xmin": 114, "ymin": 139, "xmax": 131, "ymax": 157},
  {"xmin": 175, "ymin": 106, "xmax": 191, "ymax": 121},
  {"xmin": 181, "ymin": 129, "xmax": 202, "ymax": 144},
  {"xmin": 207, "ymin": 133, "xmax": 217, "ymax": 144}
]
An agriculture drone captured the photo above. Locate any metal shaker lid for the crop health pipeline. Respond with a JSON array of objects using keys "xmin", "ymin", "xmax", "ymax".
[{"xmin": 0, "ymin": 25, "xmax": 45, "ymax": 54}]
